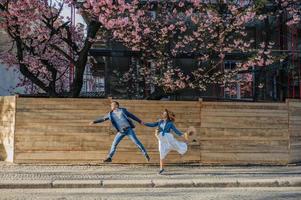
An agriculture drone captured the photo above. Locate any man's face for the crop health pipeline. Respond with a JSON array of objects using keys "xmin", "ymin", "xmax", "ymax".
[{"xmin": 111, "ymin": 102, "xmax": 118, "ymax": 110}]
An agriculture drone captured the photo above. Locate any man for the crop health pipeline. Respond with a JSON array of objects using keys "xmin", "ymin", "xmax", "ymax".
[{"xmin": 89, "ymin": 101, "xmax": 150, "ymax": 163}]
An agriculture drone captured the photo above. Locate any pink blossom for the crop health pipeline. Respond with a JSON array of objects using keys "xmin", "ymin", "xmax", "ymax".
[
  {"xmin": 178, "ymin": 2, "xmax": 184, "ymax": 7},
  {"xmin": 143, "ymin": 28, "xmax": 151, "ymax": 34},
  {"xmin": 180, "ymin": 25, "xmax": 187, "ymax": 33},
  {"xmin": 191, "ymin": 15, "xmax": 199, "ymax": 24},
  {"xmin": 168, "ymin": 24, "xmax": 175, "ymax": 31}
]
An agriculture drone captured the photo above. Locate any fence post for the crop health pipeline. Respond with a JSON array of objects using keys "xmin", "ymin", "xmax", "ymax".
[
  {"xmin": 286, "ymin": 98, "xmax": 301, "ymax": 163},
  {"xmin": 198, "ymin": 98, "xmax": 203, "ymax": 164}
]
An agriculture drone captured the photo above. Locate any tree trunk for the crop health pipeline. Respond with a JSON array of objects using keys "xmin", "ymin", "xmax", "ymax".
[
  {"xmin": 15, "ymin": 36, "xmax": 58, "ymax": 96},
  {"xmin": 70, "ymin": 20, "xmax": 101, "ymax": 97}
]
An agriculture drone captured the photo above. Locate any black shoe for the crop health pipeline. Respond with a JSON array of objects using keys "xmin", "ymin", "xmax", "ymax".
[
  {"xmin": 103, "ymin": 157, "xmax": 112, "ymax": 163},
  {"xmin": 158, "ymin": 168, "xmax": 165, "ymax": 175},
  {"xmin": 145, "ymin": 154, "xmax": 150, "ymax": 162}
]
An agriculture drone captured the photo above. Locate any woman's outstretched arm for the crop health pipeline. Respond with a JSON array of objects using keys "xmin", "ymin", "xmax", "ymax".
[{"xmin": 144, "ymin": 121, "xmax": 159, "ymax": 127}]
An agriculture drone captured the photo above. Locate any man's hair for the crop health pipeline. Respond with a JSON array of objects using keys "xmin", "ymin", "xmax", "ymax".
[{"xmin": 112, "ymin": 101, "xmax": 120, "ymax": 107}]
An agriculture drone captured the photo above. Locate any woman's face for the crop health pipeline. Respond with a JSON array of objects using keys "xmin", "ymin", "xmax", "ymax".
[{"xmin": 162, "ymin": 111, "xmax": 168, "ymax": 119}]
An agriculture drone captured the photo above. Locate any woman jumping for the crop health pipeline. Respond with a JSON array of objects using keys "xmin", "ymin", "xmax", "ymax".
[{"xmin": 144, "ymin": 109, "xmax": 188, "ymax": 174}]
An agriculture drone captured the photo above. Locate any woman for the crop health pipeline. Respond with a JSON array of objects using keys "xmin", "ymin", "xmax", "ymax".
[{"xmin": 144, "ymin": 109, "xmax": 188, "ymax": 174}]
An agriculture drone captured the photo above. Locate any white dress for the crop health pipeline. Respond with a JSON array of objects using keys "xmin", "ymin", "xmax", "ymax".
[{"xmin": 158, "ymin": 122, "xmax": 188, "ymax": 160}]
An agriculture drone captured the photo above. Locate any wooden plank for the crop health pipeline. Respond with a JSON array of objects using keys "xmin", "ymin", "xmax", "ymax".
[
  {"xmin": 201, "ymin": 109, "xmax": 288, "ymax": 115},
  {"xmin": 202, "ymin": 116, "xmax": 288, "ymax": 123},
  {"xmin": 200, "ymin": 146, "xmax": 288, "ymax": 153},
  {"xmin": 14, "ymin": 149, "xmax": 200, "ymax": 164},
  {"xmin": 201, "ymin": 122, "xmax": 287, "ymax": 129},
  {"xmin": 200, "ymin": 128, "xmax": 288, "ymax": 138},
  {"xmin": 14, "ymin": 140, "xmax": 161, "ymax": 151},
  {"xmin": 200, "ymin": 152, "xmax": 289, "ymax": 164},
  {"xmin": 16, "ymin": 112, "xmax": 200, "ymax": 120},
  {"xmin": 202, "ymin": 104, "xmax": 287, "ymax": 110},
  {"xmin": 290, "ymin": 129, "xmax": 301, "ymax": 136},
  {"xmin": 14, "ymin": 151, "xmax": 108, "ymax": 161},
  {"xmin": 15, "ymin": 126, "xmax": 111, "ymax": 134},
  {"xmin": 202, "ymin": 101, "xmax": 285, "ymax": 106}
]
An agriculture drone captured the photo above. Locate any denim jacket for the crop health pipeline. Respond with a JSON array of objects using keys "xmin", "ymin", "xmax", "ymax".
[
  {"xmin": 145, "ymin": 120, "xmax": 183, "ymax": 136},
  {"xmin": 93, "ymin": 108, "xmax": 142, "ymax": 132}
]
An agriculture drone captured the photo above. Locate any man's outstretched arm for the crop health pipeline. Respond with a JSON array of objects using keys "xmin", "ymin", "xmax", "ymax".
[{"xmin": 89, "ymin": 114, "xmax": 110, "ymax": 125}]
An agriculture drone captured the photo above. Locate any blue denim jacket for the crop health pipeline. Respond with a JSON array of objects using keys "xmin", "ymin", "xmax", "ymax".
[
  {"xmin": 145, "ymin": 120, "xmax": 183, "ymax": 136},
  {"xmin": 93, "ymin": 108, "xmax": 142, "ymax": 132}
]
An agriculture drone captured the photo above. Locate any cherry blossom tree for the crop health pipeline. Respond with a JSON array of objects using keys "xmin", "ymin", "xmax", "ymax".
[
  {"xmin": 82, "ymin": 0, "xmax": 253, "ymax": 93},
  {"xmin": 1, "ymin": 0, "xmax": 300, "ymax": 98},
  {"xmin": 83, "ymin": 0, "xmax": 300, "ymax": 98},
  {"xmin": 0, "ymin": 0, "xmax": 102, "ymax": 97}
]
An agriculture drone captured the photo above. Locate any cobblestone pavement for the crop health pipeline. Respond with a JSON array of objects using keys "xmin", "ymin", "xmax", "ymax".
[
  {"xmin": 0, "ymin": 187, "xmax": 301, "ymax": 200},
  {"xmin": 0, "ymin": 162, "xmax": 300, "ymax": 181},
  {"xmin": 1, "ymin": 163, "xmax": 301, "ymax": 199}
]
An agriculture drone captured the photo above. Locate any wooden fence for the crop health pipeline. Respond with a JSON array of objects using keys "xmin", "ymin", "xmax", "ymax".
[
  {"xmin": 200, "ymin": 100, "xmax": 290, "ymax": 164},
  {"xmin": 0, "ymin": 96, "xmax": 300, "ymax": 165}
]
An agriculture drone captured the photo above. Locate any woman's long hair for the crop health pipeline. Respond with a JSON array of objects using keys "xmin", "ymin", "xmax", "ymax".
[{"xmin": 163, "ymin": 109, "xmax": 176, "ymax": 122}]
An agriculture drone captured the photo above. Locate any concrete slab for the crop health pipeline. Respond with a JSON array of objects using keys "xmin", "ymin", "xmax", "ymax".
[
  {"xmin": 102, "ymin": 179, "xmax": 153, "ymax": 188},
  {"xmin": 52, "ymin": 180, "xmax": 102, "ymax": 188},
  {"xmin": 153, "ymin": 179, "xmax": 194, "ymax": 188}
]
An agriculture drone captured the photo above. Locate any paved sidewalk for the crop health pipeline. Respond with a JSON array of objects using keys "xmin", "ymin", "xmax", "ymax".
[{"xmin": 0, "ymin": 162, "xmax": 301, "ymax": 189}]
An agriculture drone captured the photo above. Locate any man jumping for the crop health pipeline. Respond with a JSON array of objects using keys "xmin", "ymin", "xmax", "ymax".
[{"xmin": 89, "ymin": 101, "xmax": 150, "ymax": 163}]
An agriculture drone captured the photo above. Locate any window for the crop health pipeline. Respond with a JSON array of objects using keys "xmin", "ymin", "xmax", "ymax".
[
  {"xmin": 223, "ymin": 61, "xmax": 253, "ymax": 99},
  {"xmin": 80, "ymin": 62, "xmax": 105, "ymax": 96}
]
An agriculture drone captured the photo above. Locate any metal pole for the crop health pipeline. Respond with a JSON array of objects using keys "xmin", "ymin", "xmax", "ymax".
[
  {"xmin": 292, "ymin": 28, "xmax": 296, "ymax": 98},
  {"xmin": 69, "ymin": 5, "xmax": 75, "ymax": 90},
  {"xmin": 296, "ymin": 30, "xmax": 301, "ymax": 99}
]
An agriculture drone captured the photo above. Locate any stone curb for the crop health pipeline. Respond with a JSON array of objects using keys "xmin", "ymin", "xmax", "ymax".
[
  {"xmin": 52, "ymin": 180, "xmax": 102, "ymax": 188},
  {"xmin": 0, "ymin": 180, "xmax": 52, "ymax": 189},
  {"xmin": 0, "ymin": 179, "xmax": 301, "ymax": 189},
  {"xmin": 153, "ymin": 179, "xmax": 194, "ymax": 188},
  {"xmin": 103, "ymin": 180, "xmax": 153, "ymax": 188}
]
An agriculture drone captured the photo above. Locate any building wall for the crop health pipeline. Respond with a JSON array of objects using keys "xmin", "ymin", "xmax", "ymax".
[{"xmin": 0, "ymin": 96, "xmax": 16, "ymax": 162}]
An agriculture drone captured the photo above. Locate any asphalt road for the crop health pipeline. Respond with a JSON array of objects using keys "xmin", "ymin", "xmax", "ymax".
[{"xmin": 0, "ymin": 187, "xmax": 301, "ymax": 200}]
